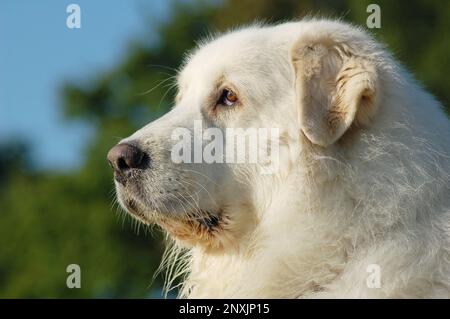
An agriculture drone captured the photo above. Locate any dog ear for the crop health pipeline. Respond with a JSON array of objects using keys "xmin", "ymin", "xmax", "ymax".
[{"xmin": 291, "ymin": 34, "xmax": 379, "ymax": 147}]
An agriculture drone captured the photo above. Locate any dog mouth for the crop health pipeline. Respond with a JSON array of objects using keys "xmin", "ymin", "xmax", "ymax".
[
  {"xmin": 121, "ymin": 196, "xmax": 149, "ymax": 224},
  {"xmin": 118, "ymin": 189, "xmax": 228, "ymax": 247},
  {"xmin": 194, "ymin": 213, "xmax": 222, "ymax": 231},
  {"xmin": 125, "ymin": 197, "xmax": 222, "ymax": 230}
]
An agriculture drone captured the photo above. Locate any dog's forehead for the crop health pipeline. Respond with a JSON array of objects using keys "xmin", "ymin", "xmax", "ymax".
[{"xmin": 179, "ymin": 27, "xmax": 285, "ymax": 85}]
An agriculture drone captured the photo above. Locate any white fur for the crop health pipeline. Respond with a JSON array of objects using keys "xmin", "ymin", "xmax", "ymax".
[{"xmin": 114, "ymin": 19, "xmax": 450, "ymax": 298}]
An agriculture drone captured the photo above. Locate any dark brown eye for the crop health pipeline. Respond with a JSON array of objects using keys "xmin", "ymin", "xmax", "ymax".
[{"xmin": 218, "ymin": 89, "xmax": 238, "ymax": 106}]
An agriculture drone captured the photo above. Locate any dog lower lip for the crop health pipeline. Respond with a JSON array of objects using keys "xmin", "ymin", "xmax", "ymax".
[
  {"xmin": 124, "ymin": 198, "xmax": 149, "ymax": 222},
  {"xmin": 126, "ymin": 199, "xmax": 138, "ymax": 213}
]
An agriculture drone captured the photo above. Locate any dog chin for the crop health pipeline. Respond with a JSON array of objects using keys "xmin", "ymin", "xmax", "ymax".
[{"xmin": 117, "ymin": 190, "xmax": 231, "ymax": 250}]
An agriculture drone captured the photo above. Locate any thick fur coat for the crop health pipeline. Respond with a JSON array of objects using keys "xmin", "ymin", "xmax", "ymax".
[{"xmin": 110, "ymin": 19, "xmax": 450, "ymax": 298}]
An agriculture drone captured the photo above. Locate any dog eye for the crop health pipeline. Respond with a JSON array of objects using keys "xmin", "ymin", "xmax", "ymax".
[{"xmin": 218, "ymin": 89, "xmax": 238, "ymax": 107}]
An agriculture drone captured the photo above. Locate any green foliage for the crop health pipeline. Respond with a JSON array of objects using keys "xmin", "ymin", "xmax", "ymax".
[{"xmin": 1, "ymin": 0, "xmax": 449, "ymax": 298}]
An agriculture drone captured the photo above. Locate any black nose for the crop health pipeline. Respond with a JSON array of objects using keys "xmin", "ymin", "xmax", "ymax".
[{"xmin": 107, "ymin": 143, "xmax": 145, "ymax": 173}]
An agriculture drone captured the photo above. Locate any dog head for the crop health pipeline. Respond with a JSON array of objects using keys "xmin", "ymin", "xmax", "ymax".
[{"xmin": 107, "ymin": 20, "xmax": 382, "ymax": 251}]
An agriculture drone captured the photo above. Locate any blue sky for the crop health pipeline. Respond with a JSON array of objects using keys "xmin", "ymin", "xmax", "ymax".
[{"xmin": 0, "ymin": 0, "xmax": 171, "ymax": 170}]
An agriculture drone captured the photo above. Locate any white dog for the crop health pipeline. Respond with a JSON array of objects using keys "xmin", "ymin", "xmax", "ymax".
[{"xmin": 107, "ymin": 19, "xmax": 450, "ymax": 298}]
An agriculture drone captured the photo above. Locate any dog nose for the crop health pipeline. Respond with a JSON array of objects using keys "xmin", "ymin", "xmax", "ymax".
[{"xmin": 107, "ymin": 143, "xmax": 145, "ymax": 172}]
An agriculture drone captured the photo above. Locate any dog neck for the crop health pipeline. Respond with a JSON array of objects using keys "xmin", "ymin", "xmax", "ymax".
[{"xmin": 178, "ymin": 165, "xmax": 350, "ymax": 298}]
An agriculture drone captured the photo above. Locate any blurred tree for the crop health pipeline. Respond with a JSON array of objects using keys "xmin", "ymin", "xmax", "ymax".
[
  {"xmin": 0, "ymin": 140, "xmax": 30, "ymax": 183},
  {"xmin": 0, "ymin": 0, "xmax": 448, "ymax": 298}
]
